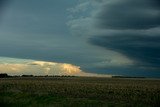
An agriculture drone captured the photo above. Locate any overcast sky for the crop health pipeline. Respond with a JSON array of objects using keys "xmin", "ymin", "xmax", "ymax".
[{"xmin": 0, "ymin": 0, "xmax": 160, "ymax": 77}]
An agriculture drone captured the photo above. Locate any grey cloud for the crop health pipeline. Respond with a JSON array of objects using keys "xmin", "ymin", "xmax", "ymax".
[
  {"xmin": 0, "ymin": 0, "xmax": 10, "ymax": 20},
  {"xmin": 67, "ymin": 0, "xmax": 160, "ymax": 76},
  {"xmin": 0, "ymin": 0, "xmax": 8, "ymax": 10},
  {"xmin": 1, "ymin": 0, "xmax": 160, "ymax": 77},
  {"xmin": 96, "ymin": 0, "xmax": 160, "ymax": 30},
  {"xmin": 89, "ymin": 33, "xmax": 160, "ymax": 69},
  {"xmin": 85, "ymin": 0, "xmax": 160, "ymax": 73}
]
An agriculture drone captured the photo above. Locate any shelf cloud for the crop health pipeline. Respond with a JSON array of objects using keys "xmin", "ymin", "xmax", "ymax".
[{"xmin": 0, "ymin": 0, "xmax": 160, "ymax": 77}]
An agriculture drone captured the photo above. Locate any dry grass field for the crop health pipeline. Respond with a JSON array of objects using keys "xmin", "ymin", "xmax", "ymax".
[{"xmin": 0, "ymin": 77, "xmax": 160, "ymax": 107}]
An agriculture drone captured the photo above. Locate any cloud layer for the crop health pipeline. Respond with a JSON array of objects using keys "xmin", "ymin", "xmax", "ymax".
[
  {"xmin": 96, "ymin": 0, "xmax": 160, "ymax": 30},
  {"xmin": 91, "ymin": 0, "xmax": 160, "ymax": 69},
  {"xmin": 0, "ymin": 0, "xmax": 160, "ymax": 77},
  {"xmin": 66, "ymin": 0, "xmax": 160, "ymax": 77},
  {"xmin": 0, "ymin": 57, "xmax": 111, "ymax": 77},
  {"xmin": 90, "ymin": 32, "xmax": 160, "ymax": 68}
]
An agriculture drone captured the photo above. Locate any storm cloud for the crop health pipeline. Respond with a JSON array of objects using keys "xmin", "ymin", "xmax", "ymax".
[
  {"xmin": 96, "ymin": 0, "xmax": 160, "ymax": 30},
  {"xmin": 90, "ymin": 34, "xmax": 160, "ymax": 68},
  {"xmin": 0, "ymin": 0, "xmax": 160, "ymax": 77},
  {"xmin": 0, "ymin": 0, "xmax": 9, "ymax": 19},
  {"xmin": 88, "ymin": 0, "xmax": 160, "ymax": 71}
]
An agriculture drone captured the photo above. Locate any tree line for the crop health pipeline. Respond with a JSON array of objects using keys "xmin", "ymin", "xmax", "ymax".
[{"xmin": 0, "ymin": 73, "xmax": 76, "ymax": 78}]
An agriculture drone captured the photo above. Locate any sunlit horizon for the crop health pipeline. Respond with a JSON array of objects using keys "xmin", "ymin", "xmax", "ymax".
[{"xmin": 0, "ymin": 57, "xmax": 112, "ymax": 77}]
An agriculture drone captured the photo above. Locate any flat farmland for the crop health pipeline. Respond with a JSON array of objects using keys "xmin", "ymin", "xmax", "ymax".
[{"xmin": 0, "ymin": 77, "xmax": 160, "ymax": 107}]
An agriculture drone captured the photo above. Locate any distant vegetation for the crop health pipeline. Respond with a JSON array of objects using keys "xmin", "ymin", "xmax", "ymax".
[
  {"xmin": 112, "ymin": 75, "xmax": 146, "ymax": 78},
  {"xmin": 0, "ymin": 76, "xmax": 160, "ymax": 107},
  {"xmin": 21, "ymin": 75, "xmax": 34, "ymax": 77},
  {"xmin": 0, "ymin": 73, "xmax": 147, "ymax": 79},
  {"xmin": 0, "ymin": 73, "xmax": 76, "ymax": 78},
  {"xmin": 0, "ymin": 73, "xmax": 9, "ymax": 78}
]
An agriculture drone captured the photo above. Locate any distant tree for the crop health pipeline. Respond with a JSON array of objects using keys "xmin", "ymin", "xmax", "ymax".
[
  {"xmin": 0, "ymin": 73, "xmax": 9, "ymax": 78},
  {"xmin": 21, "ymin": 75, "xmax": 34, "ymax": 77}
]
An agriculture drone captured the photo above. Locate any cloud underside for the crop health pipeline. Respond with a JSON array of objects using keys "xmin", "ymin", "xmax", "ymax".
[
  {"xmin": 68, "ymin": 0, "xmax": 160, "ymax": 71},
  {"xmin": 90, "ymin": 34, "xmax": 160, "ymax": 68},
  {"xmin": 0, "ymin": 57, "xmax": 111, "ymax": 77},
  {"xmin": 93, "ymin": 0, "xmax": 160, "ymax": 69},
  {"xmin": 96, "ymin": 0, "xmax": 160, "ymax": 30}
]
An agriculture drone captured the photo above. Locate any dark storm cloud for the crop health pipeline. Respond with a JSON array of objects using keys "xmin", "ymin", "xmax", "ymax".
[
  {"xmin": 0, "ymin": 0, "xmax": 7, "ymax": 7},
  {"xmin": 0, "ymin": 0, "xmax": 10, "ymax": 11},
  {"xmin": 1, "ymin": 0, "xmax": 160, "ymax": 77},
  {"xmin": 0, "ymin": 0, "xmax": 9, "ymax": 16},
  {"xmin": 96, "ymin": 0, "xmax": 160, "ymax": 30},
  {"xmin": 90, "ymin": 34, "xmax": 160, "ymax": 67},
  {"xmin": 88, "ymin": 0, "xmax": 160, "ymax": 71}
]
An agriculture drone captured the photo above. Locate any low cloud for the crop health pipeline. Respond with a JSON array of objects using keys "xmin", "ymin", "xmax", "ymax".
[
  {"xmin": 0, "ymin": 57, "xmax": 111, "ymax": 77},
  {"xmin": 89, "ymin": 33, "xmax": 160, "ymax": 68}
]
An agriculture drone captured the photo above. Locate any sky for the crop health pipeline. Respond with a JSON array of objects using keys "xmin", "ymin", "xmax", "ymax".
[{"xmin": 0, "ymin": 0, "xmax": 160, "ymax": 77}]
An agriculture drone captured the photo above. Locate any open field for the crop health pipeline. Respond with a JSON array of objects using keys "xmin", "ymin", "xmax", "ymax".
[{"xmin": 0, "ymin": 77, "xmax": 160, "ymax": 107}]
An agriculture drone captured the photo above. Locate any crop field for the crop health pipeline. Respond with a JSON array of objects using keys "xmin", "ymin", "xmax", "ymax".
[{"xmin": 0, "ymin": 77, "xmax": 160, "ymax": 107}]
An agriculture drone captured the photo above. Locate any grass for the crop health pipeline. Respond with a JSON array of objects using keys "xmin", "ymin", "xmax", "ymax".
[{"xmin": 0, "ymin": 77, "xmax": 160, "ymax": 107}]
